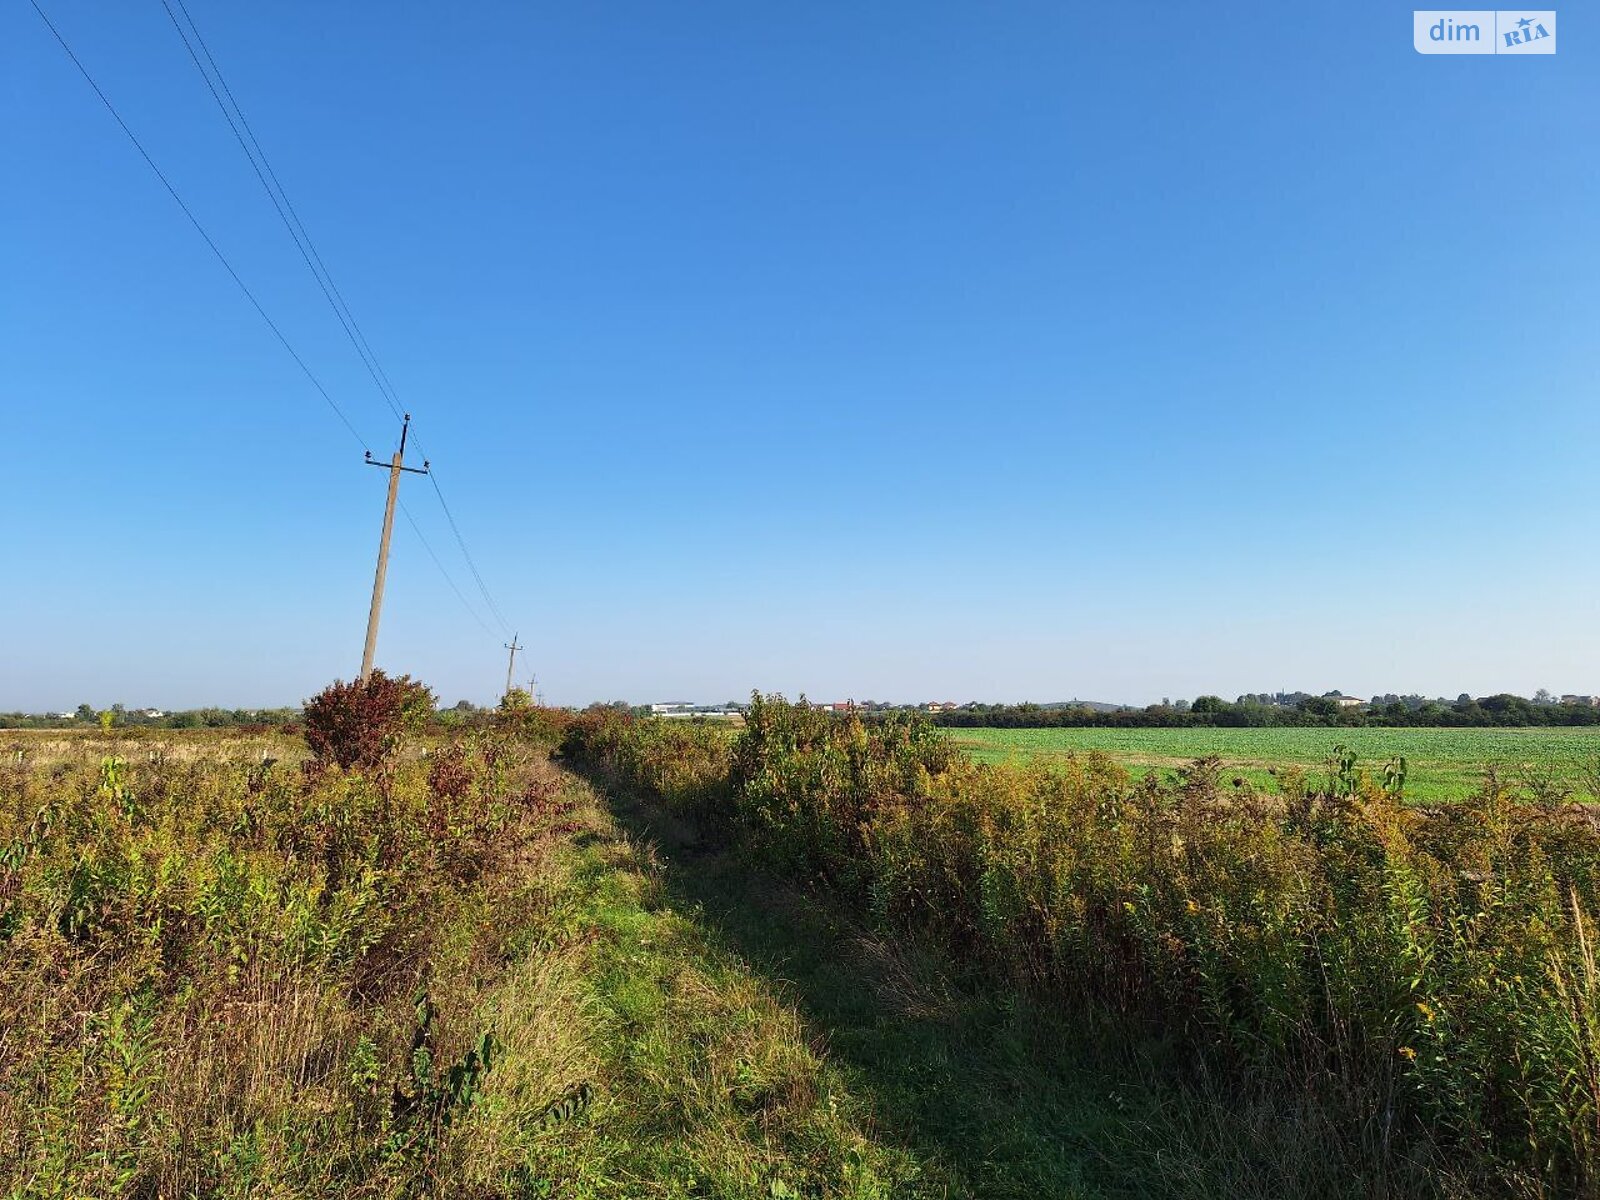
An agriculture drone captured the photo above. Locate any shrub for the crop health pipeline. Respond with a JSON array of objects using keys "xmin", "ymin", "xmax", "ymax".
[
  {"xmin": 496, "ymin": 696, "xmax": 573, "ymax": 753},
  {"xmin": 303, "ymin": 671, "xmax": 435, "ymax": 770},
  {"xmin": 563, "ymin": 706, "xmax": 733, "ymax": 819}
]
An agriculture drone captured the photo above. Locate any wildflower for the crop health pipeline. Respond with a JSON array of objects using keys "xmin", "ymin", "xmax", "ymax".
[
  {"xmin": 1416, "ymin": 1001, "xmax": 1435, "ymax": 1021},
  {"xmin": 1398, "ymin": 1046, "xmax": 1417, "ymax": 1061},
  {"xmin": 1185, "ymin": 899, "xmax": 1201, "ymax": 915}
]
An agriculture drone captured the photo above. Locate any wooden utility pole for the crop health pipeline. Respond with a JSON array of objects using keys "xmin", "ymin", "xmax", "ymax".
[
  {"xmin": 360, "ymin": 414, "xmax": 429, "ymax": 683},
  {"xmin": 503, "ymin": 634, "xmax": 522, "ymax": 700}
]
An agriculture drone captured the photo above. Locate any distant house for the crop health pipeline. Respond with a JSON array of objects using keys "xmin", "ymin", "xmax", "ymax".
[
  {"xmin": 1561, "ymin": 695, "xmax": 1599, "ymax": 707},
  {"xmin": 1333, "ymin": 696, "xmax": 1366, "ymax": 710},
  {"xmin": 924, "ymin": 701, "xmax": 959, "ymax": 713},
  {"xmin": 650, "ymin": 702, "xmax": 740, "ymax": 720},
  {"xmin": 138, "ymin": 708, "xmax": 165, "ymax": 719}
]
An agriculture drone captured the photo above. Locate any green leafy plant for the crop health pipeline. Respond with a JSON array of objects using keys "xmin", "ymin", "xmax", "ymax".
[{"xmin": 388, "ymin": 992, "xmax": 498, "ymax": 1156}]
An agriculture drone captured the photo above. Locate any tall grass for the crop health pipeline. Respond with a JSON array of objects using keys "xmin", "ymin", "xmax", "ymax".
[
  {"xmin": 2, "ymin": 714, "xmax": 951, "ymax": 1198},
  {"xmin": 0, "ymin": 724, "xmax": 564, "ymax": 1195},
  {"xmin": 566, "ymin": 695, "xmax": 1600, "ymax": 1194}
]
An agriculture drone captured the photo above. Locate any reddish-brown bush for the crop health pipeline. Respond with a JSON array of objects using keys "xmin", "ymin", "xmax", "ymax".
[
  {"xmin": 427, "ymin": 742, "xmax": 475, "ymax": 807},
  {"xmin": 303, "ymin": 671, "xmax": 435, "ymax": 770}
]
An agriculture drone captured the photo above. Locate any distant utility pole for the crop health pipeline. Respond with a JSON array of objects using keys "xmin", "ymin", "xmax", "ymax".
[
  {"xmin": 503, "ymin": 634, "xmax": 522, "ymax": 699},
  {"xmin": 360, "ymin": 414, "xmax": 429, "ymax": 683},
  {"xmin": 528, "ymin": 674, "xmax": 541, "ymax": 706}
]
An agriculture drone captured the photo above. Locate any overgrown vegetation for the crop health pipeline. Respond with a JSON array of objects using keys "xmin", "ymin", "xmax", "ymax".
[
  {"xmin": 12, "ymin": 688, "xmax": 1600, "ymax": 1196},
  {"xmin": 566, "ymin": 696, "xmax": 1600, "ymax": 1196},
  {"xmin": 0, "ymin": 702, "xmax": 935, "ymax": 1197}
]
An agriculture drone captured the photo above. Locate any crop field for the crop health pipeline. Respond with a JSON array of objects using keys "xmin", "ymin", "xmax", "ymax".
[{"xmin": 944, "ymin": 725, "xmax": 1600, "ymax": 802}]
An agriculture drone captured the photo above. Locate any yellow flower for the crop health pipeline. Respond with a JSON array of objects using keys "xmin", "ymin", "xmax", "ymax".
[
  {"xmin": 1416, "ymin": 1001, "xmax": 1435, "ymax": 1021},
  {"xmin": 1398, "ymin": 1046, "xmax": 1417, "ymax": 1061},
  {"xmin": 1185, "ymin": 899, "xmax": 1201, "ymax": 915}
]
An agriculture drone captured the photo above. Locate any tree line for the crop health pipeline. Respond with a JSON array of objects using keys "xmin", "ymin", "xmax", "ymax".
[
  {"xmin": 0, "ymin": 704, "xmax": 305, "ymax": 731},
  {"xmin": 930, "ymin": 694, "xmax": 1600, "ymax": 729}
]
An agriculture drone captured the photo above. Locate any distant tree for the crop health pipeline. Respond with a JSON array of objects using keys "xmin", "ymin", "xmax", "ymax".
[
  {"xmin": 74, "ymin": 703, "xmax": 95, "ymax": 723},
  {"xmin": 1535, "ymin": 688, "xmax": 1554, "ymax": 704},
  {"xmin": 1480, "ymin": 694, "xmax": 1538, "ymax": 726}
]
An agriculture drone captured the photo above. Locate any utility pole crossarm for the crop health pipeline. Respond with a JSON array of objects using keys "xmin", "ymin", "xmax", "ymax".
[{"xmin": 366, "ymin": 451, "xmax": 430, "ymax": 476}]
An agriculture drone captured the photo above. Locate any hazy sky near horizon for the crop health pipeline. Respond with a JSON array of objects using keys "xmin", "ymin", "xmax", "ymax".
[{"xmin": 3, "ymin": 2, "xmax": 1596, "ymax": 710}]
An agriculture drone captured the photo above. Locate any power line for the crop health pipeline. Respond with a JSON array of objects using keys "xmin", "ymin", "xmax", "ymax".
[
  {"xmin": 399, "ymin": 500, "xmax": 497, "ymax": 638},
  {"xmin": 159, "ymin": 0, "xmax": 406, "ymax": 427},
  {"xmin": 426, "ymin": 467, "xmax": 515, "ymax": 637},
  {"xmin": 157, "ymin": 0, "xmax": 518, "ymax": 642},
  {"xmin": 32, "ymin": 0, "xmax": 510, "ymax": 649},
  {"xmin": 28, "ymin": 0, "xmax": 373, "ymax": 452},
  {"xmin": 178, "ymin": 0, "xmax": 405, "ymax": 418}
]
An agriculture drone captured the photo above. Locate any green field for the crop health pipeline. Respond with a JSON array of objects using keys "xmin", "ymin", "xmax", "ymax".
[{"xmin": 945, "ymin": 725, "xmax": 1600, "ymax": 802}]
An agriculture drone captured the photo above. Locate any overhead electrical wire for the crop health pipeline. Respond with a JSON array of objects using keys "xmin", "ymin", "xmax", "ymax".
[
  {"xmin": 400, "ymin": 501, "xmax": 499, "ymax": 638},
  {"xmin": 424, "ymin": 468, "xmax": 515, "ymax": 636},
  {"xmin": 32, "ymin": 0, "xmax": 518, "ymax": 644},
  {"xmin": 158, "ymin": 0, "xmax": 405, "ymax": 427},
  {"xmin": 27, "ymin": 0, "xmax": 373, "ymax": 453},
  {"xmin": 156, "ymin": 0, "xmax": 518, "ymax": 641}
]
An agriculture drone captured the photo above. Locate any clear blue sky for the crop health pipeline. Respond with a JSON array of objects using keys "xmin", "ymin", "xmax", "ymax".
[{"xmin": 3, "ymin": 2, "xmax": 1596, "ymax": 710}]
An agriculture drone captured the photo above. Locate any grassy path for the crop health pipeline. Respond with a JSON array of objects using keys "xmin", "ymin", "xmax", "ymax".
[
  {"xmin": 586, "ymin": 778, "xmax": 1104, "ymax": 1198},
  {"xmin": 484, "ymin": 765, "xmax": 939, "ymax": 1197}
]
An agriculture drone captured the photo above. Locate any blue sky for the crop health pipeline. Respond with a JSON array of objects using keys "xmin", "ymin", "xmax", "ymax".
[{"xmin": 3, "ymin": 2, "xmax": 1596, "ymax": 710}]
